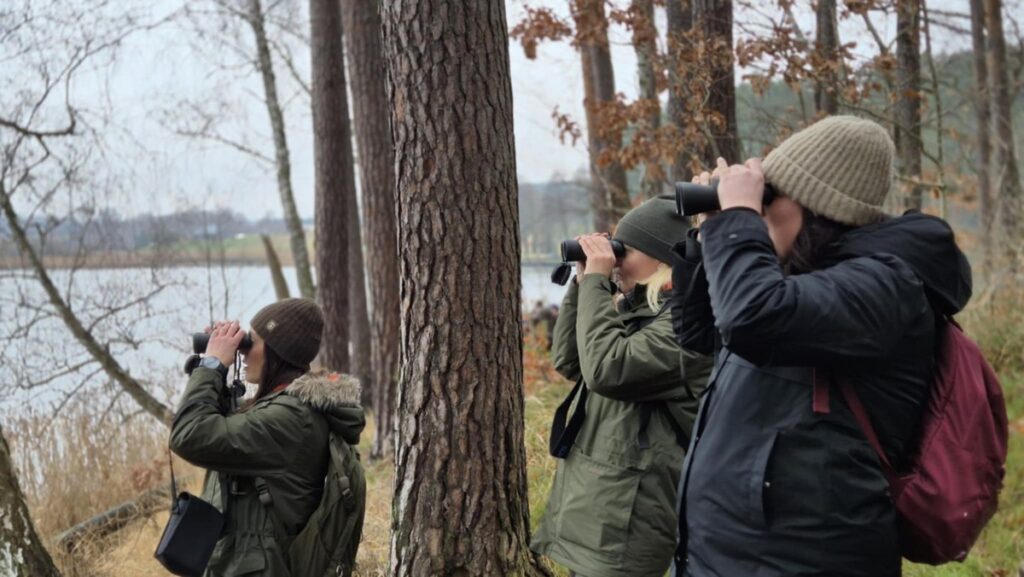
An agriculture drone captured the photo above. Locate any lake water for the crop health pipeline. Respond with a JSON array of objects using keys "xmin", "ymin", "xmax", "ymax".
[{"xmin": 0, "ymin": 264, "xmax": 570, "ymax": 410}]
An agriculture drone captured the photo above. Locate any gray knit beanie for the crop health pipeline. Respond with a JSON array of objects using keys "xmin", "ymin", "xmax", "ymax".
[
  {"xmin": 613, "ymin": 194, "xmax": 691, "ymax": 263},
  {"xmin": 250, "ymin": 298, "xmax": 324, "ymax": 370},
  {"xmin": 762, "ymin": 115, "xmax": 893, "ymax": 226}
]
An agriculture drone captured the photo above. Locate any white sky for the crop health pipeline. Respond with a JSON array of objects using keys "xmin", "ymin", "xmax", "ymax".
[{"xmin": 47, "ymin": 0, "xmax": 988, "ymax": 220}]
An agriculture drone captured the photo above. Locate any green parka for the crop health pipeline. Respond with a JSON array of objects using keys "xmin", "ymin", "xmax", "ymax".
[
  {"xmin": 531, "ymin": 274, "xmax": 712, "ymax": 577},
  {"xmin": 169, "ymin": 367, "xmax": 365, "ymax": 577}
]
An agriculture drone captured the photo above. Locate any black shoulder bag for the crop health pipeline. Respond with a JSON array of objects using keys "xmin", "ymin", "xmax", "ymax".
[{"xmin": 154, "ymin": 397, "xmax": 228, "ymax": 576}]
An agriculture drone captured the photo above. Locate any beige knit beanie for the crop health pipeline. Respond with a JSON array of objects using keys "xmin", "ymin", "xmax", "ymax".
[{"xmin": 762, "ymin": 115, "xmax": 894, "ymax": 226}]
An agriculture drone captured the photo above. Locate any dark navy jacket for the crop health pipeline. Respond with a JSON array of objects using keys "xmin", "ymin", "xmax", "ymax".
[{"xmin": 669, "ymin": 209, "xmax": 971, "ymax": 577}]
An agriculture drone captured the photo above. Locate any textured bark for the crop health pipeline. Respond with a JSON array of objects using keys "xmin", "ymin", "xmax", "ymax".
[
  {"xmin": 970, "ymin": 0, "xmax": 994, "ymax": 270},
  {"xmin": 576, "ymin": 0, "xmax": 632, "ymax": 231},
  {"xmin": 341, "ymin": 0, "xmax": 399, "ymax": 459},
  {"xmin": 896, "ymin": 0, "xmax": 924, "ymax": 211},
  {"xmin": 309, "ymin": 0, "xmax": 353, "ymax": 373},
  {"xmin": 814, "ymin": 0, "xmax": 840, "ymax": 115},
  {"xmin": 693, "ymin": 0, "xmax": 740, "ymax": 165},
  {"xmin": 666, "ymin": 0, "xmax": 693, "ymax": 181},
  {"xmin": 348, "ymin": 188, "xmax": 373, "ymax": 405},
  {"xmin": 246, "ymin": 0, "xmax": 316, "ymax": 300},
  {"xmin": 381, "ymin": 2, "xmax": 550, "ymax": 575},
  {"xmin": 984, "ymin": 0, "xmax": 1024, "ymax": 266},
  {"xmin": 632, "ymin": 0, "xmax": 662, "ymax": 199},
  {"xmin": 261, "ymin": 234, "xmax": 291, "ymax": 300},
  {"xmin": 53, "ymin": 486, "xmax": 168, "ymax": 551},
  {"xmin": 0, "ymin": 183, "xmax": 173, "ymax": 426},
  {"xmin": 0, "ymin": 424, "xmax": 62, "ymax": 577}
]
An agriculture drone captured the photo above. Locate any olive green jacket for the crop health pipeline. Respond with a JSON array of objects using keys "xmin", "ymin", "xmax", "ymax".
[
  {"xmin": 531, "ymin": 274, "xmax": 712, "ymax": 577},
  {"xmin": 170, "ymin": 368, "xmax": 364, "ymax": 577}
]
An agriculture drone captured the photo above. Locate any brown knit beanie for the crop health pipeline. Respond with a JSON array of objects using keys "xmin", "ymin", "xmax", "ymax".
[
  {"xmin": 762, "ymin": 115, "xmax": 893, "ymax": 226},
  {"xmin": 249, "ymin": 298, "xmax": 324, "ymax": 370}
]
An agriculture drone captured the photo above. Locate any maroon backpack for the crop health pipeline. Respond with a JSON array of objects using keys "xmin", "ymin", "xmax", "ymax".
[{"xmin": 814, "ymin": 319, "xmax": 1009, "ymax": 565}]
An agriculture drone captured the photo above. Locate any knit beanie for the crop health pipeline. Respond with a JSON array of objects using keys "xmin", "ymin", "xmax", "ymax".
[
  {"xmin": 249, "ymin": 298, "xmax": 324, "ymax": 370},
  {"xmin": 762, "ymin": 115, "xmax": 893, "ymax": 226},
  {"xmin": 613, "ymin": 194, "xmax": 691, "ymax": 264}
]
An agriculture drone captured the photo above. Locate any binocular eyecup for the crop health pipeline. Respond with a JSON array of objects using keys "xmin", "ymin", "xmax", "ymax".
[
  {"xmin": 559, "ymin": 239, "xmax": 626, "ymax": 263},
  {"xmin": 191, "ymin": 332, "xmax": 253, "ymax": 355},
  {"xmin": 674, "ymin": 180, "xmax": 777, "ymax": 216}
]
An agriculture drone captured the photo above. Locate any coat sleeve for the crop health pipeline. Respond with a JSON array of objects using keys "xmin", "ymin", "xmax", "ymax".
[
  {"xmin": 700, "ymin": 209, "xmax": 930, "ymax": 367},
  {"xmin": 669, "ymin": 231, "xmax": 717, "ymax": 355},
  {"xmin": 169, "ymin": 367, "xmax": 312, "ymax": 476},
  {"xmin": 551, "ymin": 279, "xmax": 582, "ymax": 381},
  {"xmin": 575, "ymin": 274, "xmax": 692, "ymax": 402}
]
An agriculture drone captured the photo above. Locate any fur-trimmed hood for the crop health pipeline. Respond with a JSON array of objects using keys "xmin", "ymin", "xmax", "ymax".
[{"xmin": 285, "ymin": 368, "xmax": 365, "ymax": 445}]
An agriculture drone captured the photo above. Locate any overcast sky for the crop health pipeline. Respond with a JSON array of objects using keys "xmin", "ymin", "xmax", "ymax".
[{"xmin": 53, "ymin": 0, "xmax": 984, "ymax": 221}]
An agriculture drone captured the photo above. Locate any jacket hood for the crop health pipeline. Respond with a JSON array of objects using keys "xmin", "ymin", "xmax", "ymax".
[
  {"xmin": 829, "ymin": 210, "xmax": 972, "ymax": 315},
  {"xmin": 286, "ymin": 368, "xmax": 365, "ymax": 445}
]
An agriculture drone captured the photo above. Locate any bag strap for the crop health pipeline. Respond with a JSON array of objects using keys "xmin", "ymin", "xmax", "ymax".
[
  {"xmin": 254, "ymin": 476, "xmax": 290, "ymax": 544},
  {"xmin": 549, "ymin": 379, "xmax": 587, "ymax": 458},
  {"xmin": 328, "ymin": 434, "xmax": 357, "ymax": 512},
  {"xmin": 837, "ymin": 377, "xmax": 895, "ymax": 475}
]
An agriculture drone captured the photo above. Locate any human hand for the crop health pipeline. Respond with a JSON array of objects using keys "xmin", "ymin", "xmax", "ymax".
[
  {"xmin": 205, "ymin": 320, "xmax": 244, "ymax": 367},
  {"xmin": 578, "ymin": 232, "xmax": 616, "ymax": 278}
]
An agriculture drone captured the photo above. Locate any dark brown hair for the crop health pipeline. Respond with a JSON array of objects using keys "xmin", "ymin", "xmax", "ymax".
[
  {"xmin": 785, "ymin": 207, "xmax": 854, "ymax": 275},
  {"xmin": 243, "ymin": 344, "xmax": 305, "ymax": 409}
]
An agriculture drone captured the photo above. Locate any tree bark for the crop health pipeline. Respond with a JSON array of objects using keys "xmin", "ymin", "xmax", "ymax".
[
  {"xmin": 693, "ymin": 0, "xmax": 741, "ymax": 165},
  {"xmin": 0, "ymin": 183, "xmax": 173, "ymax": 426},
  {"xmin": 896, "ymin": 0, "xmax": 924, "ymax": 211},
  {"xmin": 970, "ymin": 0, "xmax": 994, "ymax": 271},
  {"xmin": 0, "ymin": 424, "xmax": 63, "ymax": 577},
  {"xmin": 575, "ymin": 0, "xmax": 632, "ymax": 231},
  {"xmin": 348, "ymin": 180, "xmax": 373, "ymax": 404},
  {"xmin": 814, "ymin": 0, "xmax": 840, "ymax": 115},
  {"xmin": 261, "ymin": 234, "xmax": 291, "ymax": 300},
  {"xmin": 341, "ymin": 0, "xmax": 400, "ymax": 459},
  {"xmin": 246, "ymin": 0, "xmax": 316, "ymax": 300},
  {"xmin": 632, "ymin": 0, "xmax": 662, "ymax": 199},
  {"xmin": 983, "ymin": 0, "xmax": 1024, "ymax": 267},
  {"xmin": 666, "ymin": 0, "xmax": 693, "ymax": 181},
  {"xmin": 381, "ymin": 2, "xmax": 550, "ymax": 574},
  {"xmin": 309, "ymin": 0, "xmax": 355, "ymax": 373}
]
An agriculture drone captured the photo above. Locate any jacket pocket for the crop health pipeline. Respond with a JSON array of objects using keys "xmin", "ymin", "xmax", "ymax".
[
  {"xmin": 205, "ymin": 536, "xmax": 268, "ymax": 576},
  {"xmin": 748, "ymin": 431, "xmax": 779, "ymax": 528},
  {"xmin": 557, "ymin": 448, "xmax": 643, "ymax": 563}
]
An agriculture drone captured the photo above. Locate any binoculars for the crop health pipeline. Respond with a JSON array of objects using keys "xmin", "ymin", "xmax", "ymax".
[
  {"xmin": 559, "ymin": 238, "xmax": 626, "ymax": 263},
  {"xmin": 191, "ymin": 332, "xmax": 253, "ymax": 355},
  {"xmin": 673, "ymin": 180, "xmax": 777, "ymax": 216}
]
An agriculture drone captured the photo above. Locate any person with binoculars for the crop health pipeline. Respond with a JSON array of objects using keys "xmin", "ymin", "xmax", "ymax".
[
  {"xmin": 532, "ymin": 198, "xmax": 713, "ymax": 577},
  {"xmin": 169, "ymin": 298, "xmax": 366, "ymax": 576},
  {"xmin": 668, "ymin": 117, "xmax": 973, "ymax": 577}
]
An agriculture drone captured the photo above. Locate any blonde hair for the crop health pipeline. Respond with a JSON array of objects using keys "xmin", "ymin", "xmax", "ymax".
[{"xmin": 637, "ymin": 263, "xmax": 673, "ymax": 311}]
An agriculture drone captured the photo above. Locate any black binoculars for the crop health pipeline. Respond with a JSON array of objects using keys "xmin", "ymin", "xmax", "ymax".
[
  {"xmin": 191, "ymin": 332, "xmax": 253, "ymax": 355},
  {"xmin": 674, "ymin": 180, "xmax": 777, "ymax": 216},
  {"xmin": 559, "ymin": 238, "xmax": 626, "ymax": 263}
]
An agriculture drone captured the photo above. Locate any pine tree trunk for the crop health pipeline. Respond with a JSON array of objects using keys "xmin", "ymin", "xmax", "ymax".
[
  {"xmin": 381, "ymin": 2, "xmax": 550, "ymax": 574},
  {"xmin": 576, "ymin": 0, "xmax": 632, "ymax": 231},
  {"xmin": 693, "ymin": 0, "xmax": 741, "ymax": 165},
  {"xmin": 632, "ymin": 0, "xmax": 662, "ymax": 199},
  {"xmin": 814, "ymin": 0, "xmax": 840, "ymax": 115},
  {"xmin": 970, "ymin": 0, "xmax": 994, "ymax": 273},
  {"xmin": 983, "ymin": 0, "xmax": 1024, "ymax": 268},
  {"xmin": 246, "ymin": 0, "xmax": 316, "ymax": 300},
  {"xmin": 341, "ymin": 0, "xmax": 400, "ymax": 458},
  {"xmin": 666, "ymin": 0, "xmax": 694, "ymax": 181},
  {"xmin": 0, "ymin": 424, "xmax": 62, "ymax": 577},
  {"xmin": 348, "ymin": 196, "xmax": 373, "ymax": 405},
  {"xmin": 309, "ymin": 0, "xmax": 353, "ymax": 372},
  {"xmin": 896, "ymin": 0, "xmax": 924, "ymax": 211}
]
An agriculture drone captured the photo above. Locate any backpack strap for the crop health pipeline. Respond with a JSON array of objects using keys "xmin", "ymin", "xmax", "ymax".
[
  {"xmin": 549, "ymin": 379, "xmax": 587, "ymax": 459},
  {"xmin": 328, "ymin": 434, "xmax": 357, "ymax": 512},
  {"xmin": 836, "ymin": 377, "xmax": 895, "ymax": 477},
  {"xmin": 253, "ymin": 476, "xmax": 290, "ymax": 544}
]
